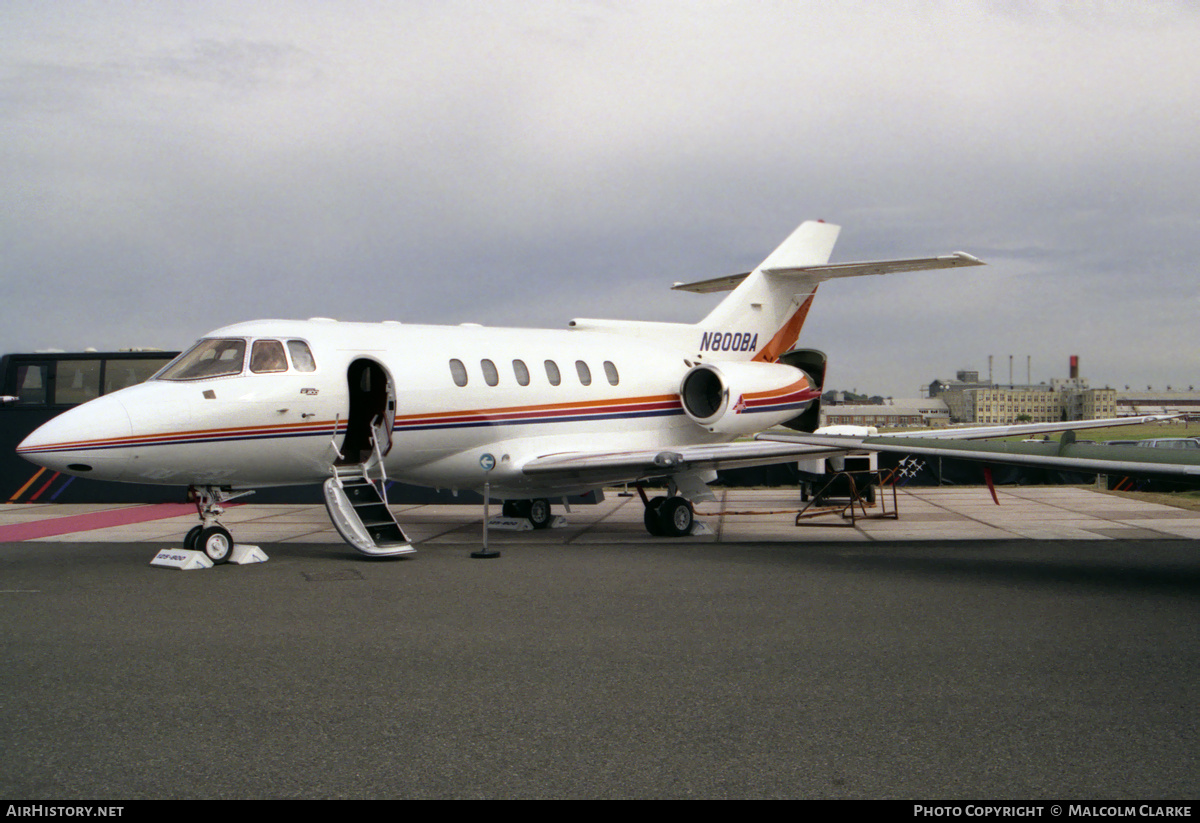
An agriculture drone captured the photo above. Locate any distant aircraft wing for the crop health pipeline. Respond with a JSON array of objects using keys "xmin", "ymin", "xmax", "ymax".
[
  {"xmin": 757, "ymin": 415, "xmax": 1200, "ymax": 477},
  {"xmin": 756, "ymin": 433, "xmax": 1200, "ymax": 477},
  {"xmin": 836, "ymin": 414, "xmax": 1176, "ymax": 441},
  {"xmin": 672, "ymin": 253, "xmax": 984, "ymax": 294}
]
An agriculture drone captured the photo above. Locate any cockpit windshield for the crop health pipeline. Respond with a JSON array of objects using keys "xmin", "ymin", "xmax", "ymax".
[{"xmin": 156, "ymin": 339, "xmax": 247, "ymax": 381}]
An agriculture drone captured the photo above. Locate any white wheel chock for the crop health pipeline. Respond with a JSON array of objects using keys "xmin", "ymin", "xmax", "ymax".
[
  {"xmin": 230, "ymin": 544, "xmax": 269, "ymax": 564},
  {"xmin": 487, "ymin": 516, "xmax": 534, "ymax": 531},
  {"xmin": 150, "ymin": 549, "xmax": 214, "ymax": 570},
  {"xmin": 150, "ymin": 544, "xmax": 269, "ymax": 569}
]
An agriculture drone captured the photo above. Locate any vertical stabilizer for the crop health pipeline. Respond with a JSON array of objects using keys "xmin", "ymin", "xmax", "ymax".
[
  {"xmin": 696, "ymin": 221, "xmax": 841, "ymax": 362},
  {"xmin": 574, "ymin": 219, "xmax": 979, "ymax": 360}
]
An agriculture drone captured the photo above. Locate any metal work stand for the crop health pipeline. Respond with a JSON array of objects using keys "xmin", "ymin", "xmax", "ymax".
[{"xmin": 795, "ymin": 470, "xmax": 900, "ymax": 527}]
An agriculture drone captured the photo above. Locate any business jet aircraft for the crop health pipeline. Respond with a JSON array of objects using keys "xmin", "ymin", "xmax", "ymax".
[{"xmin": 15, "ymin": 220, "xmax": 1167, "ymax": 562}]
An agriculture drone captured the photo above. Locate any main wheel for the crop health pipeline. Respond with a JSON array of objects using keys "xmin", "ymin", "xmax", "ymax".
[
  {"xmin": 659, "ymin": 497, "xmax": 694, "ymax": 538},
  {"xmin": 643, "ymin": 496, "xmax": 668, "ymax": 536},
  {"xmin": 502, "ymin": 501, "xmax": 523, "ymax": 518},
  {"xmin": 198, "ymin": 525, "xmax": 234, "ymax": 565},
  {"xmin": 528, "ymin": 498, "xmax": 552, "ymax": 529}
]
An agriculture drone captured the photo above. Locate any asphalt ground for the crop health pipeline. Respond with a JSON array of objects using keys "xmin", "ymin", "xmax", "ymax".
[{"xmin": 1, "ymin": 489, "xmax": 1198, "ymax": 799}]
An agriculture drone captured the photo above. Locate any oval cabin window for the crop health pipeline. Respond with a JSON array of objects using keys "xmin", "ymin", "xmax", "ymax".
[
  {"xmin": 481, "ymin": 359, "xmax": 499, "ymax": 387},
  {"xmin": 513, "ymin": 360, "xmax": 530, "ymax": 386}
]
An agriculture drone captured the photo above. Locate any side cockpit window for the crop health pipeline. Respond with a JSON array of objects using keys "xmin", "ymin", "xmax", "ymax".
[
  {"xmin": 250, "ymin": 340, "xmax": 288, "ymax": 374},
  {"xmin": 288, "ymin": 340, "xmax": 316, "ymax": 372},
  {"xmin": 157, "ymin": 339, "xmax": 247, "ymax": 381}
]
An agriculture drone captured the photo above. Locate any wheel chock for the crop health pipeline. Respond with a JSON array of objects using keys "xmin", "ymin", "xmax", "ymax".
[
  {"xmin": 150, "ymin": 545, "xmax": 269, "ymax": 569},
  {"xmin": 150, "ymin": 549, "xmax": 214, "ymax": 570},
  {"xmin": 487, "ymin": 516, "xmax": 534, "ymax": 531},
  {"xmin": 230, "ymin": 544, "xmax": 269, "ymax": 564}
]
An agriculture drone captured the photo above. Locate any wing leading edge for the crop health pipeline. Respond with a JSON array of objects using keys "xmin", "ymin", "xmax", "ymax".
[
  {"xmin": 759, "ymin": 432, "xmax": 1200, "ymax": 478},
  {"xmin": 521, "ymin": 415, "xmax": 1179, "ymax": 490},
  {"xmin": 757, "ymin": 415, "xmax": 1200, "ymax": 478}
]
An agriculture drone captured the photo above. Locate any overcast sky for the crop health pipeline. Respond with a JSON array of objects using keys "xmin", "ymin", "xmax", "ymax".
[{"xmin": 3, "ymin": 1, "xmax": 1198, "ymax": 397}]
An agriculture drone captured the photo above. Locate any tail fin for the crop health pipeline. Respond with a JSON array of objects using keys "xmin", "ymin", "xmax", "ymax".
[
  {"xmin": 570, "ymin": 219, "xmax": 984, "ymax": 360},
  {"xmin": 678, "ymin": 220, "xmax": 984, "ymax": 362},
  {"xmin": 690, "ymin": 221, "xmax": 841, "ymax": 362}
]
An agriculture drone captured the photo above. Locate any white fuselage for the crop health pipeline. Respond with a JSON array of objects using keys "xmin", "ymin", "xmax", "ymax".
[
  {"xmin": 18, "ymin": 220, "xmax": 880, "ymax": 505},
  {"xmin": 17, "ymin": 220, "xmax": 998, "ymax": 520},
  {"xmin": 18, "ymin": 318, "xmax": 798, "ymax": 498}
]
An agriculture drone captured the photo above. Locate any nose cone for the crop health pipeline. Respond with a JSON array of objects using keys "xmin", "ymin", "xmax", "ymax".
[{"xmin": 17, "ymin": 394, "xmax": 134, "ymax": 481}]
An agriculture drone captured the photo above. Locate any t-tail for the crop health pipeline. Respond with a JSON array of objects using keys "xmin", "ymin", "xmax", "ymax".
[
  {"xmin": 569, "ymin": 219, "xmax": 984, "ymax": 362},
  {"xmin": 686, "ymin": 220, "xmax": 841, "ymax": 362}
]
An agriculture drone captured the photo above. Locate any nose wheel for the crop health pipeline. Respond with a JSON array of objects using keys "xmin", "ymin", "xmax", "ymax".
[
  {"xmin": 196, "ymin": 526, "xmax": 234, "ymax": 563},
  {"xmin": 184, "ymin": 525, "xmax": 203, "ymax": 552},
  {"xmin": 185, "ymin": 486, "xmax": 250, "ymax": 565}
]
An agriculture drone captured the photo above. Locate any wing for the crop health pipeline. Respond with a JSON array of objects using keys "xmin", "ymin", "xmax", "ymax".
[
  {"xmin": 521, "ymin": 439, "xmax": 848, "ymax": 489},
  {"xmin": 757, "ymin": 416, "xmax": 1200, "ymax": 477},
  {"xmin": 521, "ymin": 416, "xmax": 1177, "ymax": 489}
]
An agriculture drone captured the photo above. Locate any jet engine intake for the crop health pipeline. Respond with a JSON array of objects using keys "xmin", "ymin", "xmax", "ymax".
[{"xmin": 679, "ymin": 361, "xmax": 818, "ymax": 435}]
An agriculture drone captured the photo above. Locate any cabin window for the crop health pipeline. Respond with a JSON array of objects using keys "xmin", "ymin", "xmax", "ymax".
[
  {"xmin": 287, "ymin": 340, "xmax": 316, "ymax": 372},
  {"xmin": 250, "ymin": 340, "xmax": 288, "ymax": 374},
  {"xmin": 481, "ymin": 359, "xmax": 499, "ymax": 387},
  {"xmin": 544, "ymin": 360, "xmax": 561, "ymax": 386},
  {"xmin": 449, "ymin": 359, "xmax": 468, "ymax": 387},
  {"xmin": 604, "ymin": 361, "xmax": 619, "ymax": 386},
  {"xmin": 576, "ymin": 360, "xmax": 592, "ymax": 386},
  {"xmin": 513, "ymin": 359, "xmax": 530, "ymax": 386},
  {"xmin": 158, "ymin": 339, "xmax": 247, "ymax": 381}
]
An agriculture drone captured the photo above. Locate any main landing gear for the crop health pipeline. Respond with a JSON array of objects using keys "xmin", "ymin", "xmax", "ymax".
[
  {"xmin": 184, "ymin": 486, "xmax": 249, "ymax": 564},
  {"xmin": 502, "ymin": 498, "xmax": 553, "ymax": 529},
  {"xmin": 638, "ymin": 488, "xmax": 695, "ymax": 537}
]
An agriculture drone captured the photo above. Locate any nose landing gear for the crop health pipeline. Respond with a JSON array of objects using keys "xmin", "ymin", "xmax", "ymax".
[{"xmin": 185, "ymin": 486, "xmax": 251, "ymax": 564}]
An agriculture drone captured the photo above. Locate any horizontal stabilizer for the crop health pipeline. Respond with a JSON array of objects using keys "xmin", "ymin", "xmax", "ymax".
[{"xmin": 673, "ymin": 252, "xmax": 984, "ymax": 294}]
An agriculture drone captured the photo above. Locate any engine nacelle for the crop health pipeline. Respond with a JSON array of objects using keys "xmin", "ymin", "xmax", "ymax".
[
  {"xmin": 679, "ymin": 361, "xmax": 819, "ymax": 435},
  {"xmin": 777, "ymin": 348, "xmax": 827, "ymax": 432}
]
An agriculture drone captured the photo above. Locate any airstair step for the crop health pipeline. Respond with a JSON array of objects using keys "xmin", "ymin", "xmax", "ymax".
[{"xmin": 322, "ymin": 472, "xmax": 413, "ymax": 557}]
